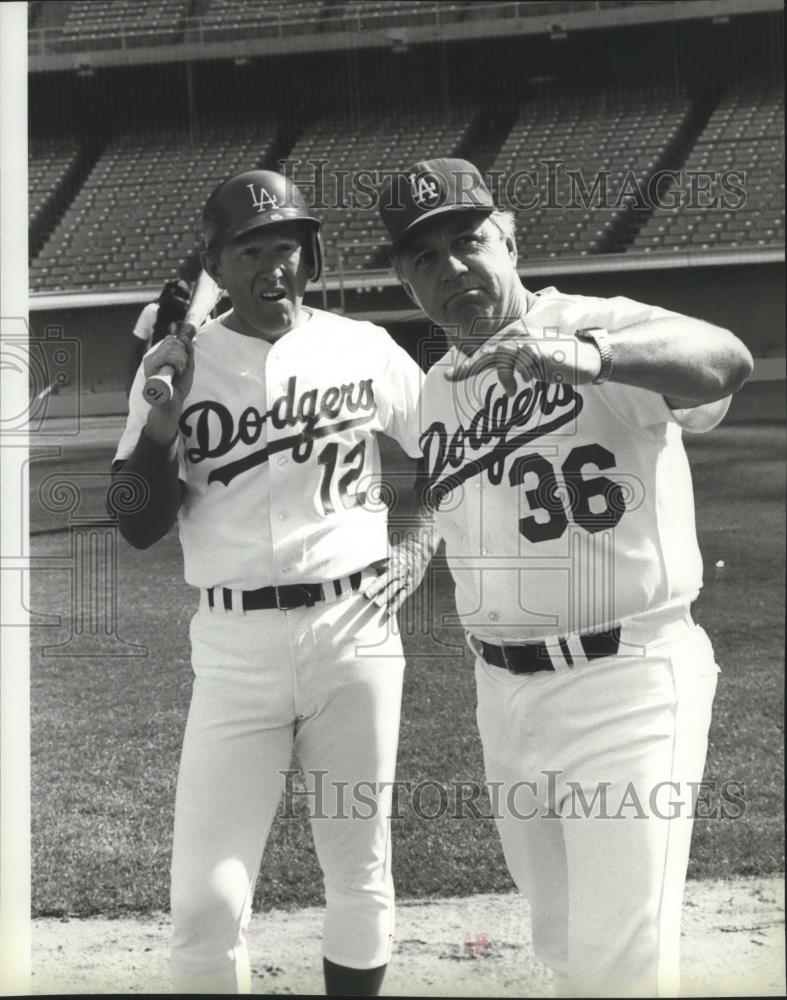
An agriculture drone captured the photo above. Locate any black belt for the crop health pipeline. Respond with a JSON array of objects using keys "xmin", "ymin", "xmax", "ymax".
[
  {"xmin": 207, "ymin": 571, "xmax": 364, "ymax": 612},
  {"xmin": 480, "ymin": 627, "xmax": 621, "ymax": 674}
]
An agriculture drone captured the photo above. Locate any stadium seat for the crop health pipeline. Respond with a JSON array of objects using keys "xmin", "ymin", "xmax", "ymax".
[
  {"xmin": 285, "ymin": 107, "xmax": 478, "ymax": 274},
  {"xmin": 630, "ymin": 81, "xmax": 785, "ymax": 255},
  {"xmin": 489, "ymin": 87, "xmax": 694, "ymax": 259},
  {"xmin": 29, "ymin": 125, "xmax": 277, "ymax": 291},
  {"xmin": 28, "ymin": 136, "xmax": 84, "ymax": 260},
  {"xmin": 53, "ymin": 0, "xmax": 190, "ymax": 51}
]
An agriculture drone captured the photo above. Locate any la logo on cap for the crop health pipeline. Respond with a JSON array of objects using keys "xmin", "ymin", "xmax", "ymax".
[
  {"xmin": 247, "ymin": 183, "xmax": 280, "ymax": 213},
  {"xmin": 409, "ymin": 171, "xmax": 443, "ymax": 208}
]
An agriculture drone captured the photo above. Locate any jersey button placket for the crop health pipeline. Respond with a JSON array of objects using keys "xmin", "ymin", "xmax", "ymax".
[{"xmin": 266, "ymin": 355, "xmax": 288, "ymax": 580}]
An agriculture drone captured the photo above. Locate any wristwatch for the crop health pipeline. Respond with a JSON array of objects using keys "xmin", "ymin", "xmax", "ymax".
[{"xmin": 576, "ymin": 327, "xmax": 613, "ymax": 385}]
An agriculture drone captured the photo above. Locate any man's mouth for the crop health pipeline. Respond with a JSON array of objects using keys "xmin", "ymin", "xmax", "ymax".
[
  {"xmin": 259, "ymin": 289, "xmax": 287, "ymax": 302},
  {"xmin": 446, "ymin": 287, "xmax": 482, "ymax": 306}
]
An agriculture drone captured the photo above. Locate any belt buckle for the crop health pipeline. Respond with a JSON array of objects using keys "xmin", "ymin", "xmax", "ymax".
[{"xmin": 275, "ymin": 584, "xmax": 315, "ymax": 611}]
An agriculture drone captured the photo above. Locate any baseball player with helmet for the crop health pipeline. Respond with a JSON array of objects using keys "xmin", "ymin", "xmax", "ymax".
[
  {"xmin": 378, "ymin": 158, "xmax": 753, "ymax": 997},
  {"xmin": 111, "ymin": 169, "xmax": 432, "ymax": 995}
]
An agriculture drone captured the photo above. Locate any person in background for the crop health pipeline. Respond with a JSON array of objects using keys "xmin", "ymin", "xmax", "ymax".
[{"xmin": 127, "ymin": 277, "xmax": 192, "ymax": 394}]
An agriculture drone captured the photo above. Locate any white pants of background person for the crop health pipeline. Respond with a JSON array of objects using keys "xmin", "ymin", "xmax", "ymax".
[
  {"xmin": 170, "ymin": 589, "xmax": 405, "ymax": 993},
  {"xmin": 474, "ymin": 607, "xmax": 719, "ymax": 998}
]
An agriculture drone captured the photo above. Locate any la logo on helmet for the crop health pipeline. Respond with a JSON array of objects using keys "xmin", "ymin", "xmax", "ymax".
[
  {"xmin": 247, "ymin": 184, "xmax": 280, "ymax": 213},
  {"xmin": 409, "ymin": 171, "xmax": 441, "ymax": 208}
]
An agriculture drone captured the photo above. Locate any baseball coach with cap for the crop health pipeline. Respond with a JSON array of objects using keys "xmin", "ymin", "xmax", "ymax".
[
  {"xmin": 112, "ymin": 168, "xmax": 435, "ymax": 995},
  {"xmin": 379, "ymin": 158, "xmax": 753, "ymax": 997}
]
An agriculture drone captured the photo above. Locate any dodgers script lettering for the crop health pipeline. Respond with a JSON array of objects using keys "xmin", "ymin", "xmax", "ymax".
[
  {"xmin": 180, "ymin": 376, "xmax": 377, "ymax": 486},
  {"xmin": 421, "ymin": 381, "xmax": 582, "ymax": 506}
]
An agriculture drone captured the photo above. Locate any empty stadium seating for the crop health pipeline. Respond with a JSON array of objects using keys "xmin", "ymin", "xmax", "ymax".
[
  {"xmin": 29, "ymin": 126, "xmax": 277, "ymax": 292},
  {"xmin": 29, "ymin": 108, "xmax": 476, "ymax": 287},
  {"xmin": 28, "ymin": 1, "xmax": 678, "ymax": 53},
  {"xmin": 630, "ymin": 81, "xmax": 785, "ymax": 254},
  {"xmin": 195, "ymin": 0, "xmax": 325, "ymax": 40},
  {"xmin": 338, "ymin": 1, "xmax": 461, "ymax": 30},
  {"xmin": 286, "ymin": 109, "xmax": 476, "ymax": 273},
  {"xmin": 54, "ymin": 0, "xmax": 189, "ymax": 51},
  {"xmin": 27, "ymin": 82, "xmax": 786, "ymax": 292},
  {"xmin": 29, "ymin": 137, "xmax": 83, "ymax": 236},
  {"xmin": 490, "ymin": 89, "xmax": 693, "ymax": 259}
]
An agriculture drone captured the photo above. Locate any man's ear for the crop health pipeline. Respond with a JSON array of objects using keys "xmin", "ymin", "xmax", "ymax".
[
  {"xmin": 506, "ymin": 233, "xmax": 518, "ymax": 268},
  {"xmin": 400, "ymin": 278, "xmax": 420, "ymax": 308},
  {"xmin": 394, "ymin": 261, "xmax": 421, "ymax": 308}
]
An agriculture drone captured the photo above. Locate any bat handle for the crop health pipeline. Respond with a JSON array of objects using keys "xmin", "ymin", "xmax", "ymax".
[
  {"xmin": 143, "ymin": 366, "xmax": 175, "ymax": 405},
  {"xmin": 142, "ymin": 322, "xmax": 197, "ymax": 406}
]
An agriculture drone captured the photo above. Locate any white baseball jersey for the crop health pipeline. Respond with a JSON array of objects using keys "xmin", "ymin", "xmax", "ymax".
[
  {"xmin": 116, "ymin": 308, "xmax": 423, "ymax": 589},
  {"xmin": 418, "ymin": 288, "xmax": 730, "ymax": 643}
]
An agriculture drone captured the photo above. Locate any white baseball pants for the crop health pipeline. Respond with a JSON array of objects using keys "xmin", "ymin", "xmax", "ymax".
[
  {"xmin": 474, "ymin": 609, "xmax": 719, "ymax": 998},
  {"xmin": 170, "ymin": 589, "xmax": 405, "ymax": 994}
]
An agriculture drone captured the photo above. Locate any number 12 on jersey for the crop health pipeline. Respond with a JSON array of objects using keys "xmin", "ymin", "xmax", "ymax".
[{"xmin": 317, "ymin": 439, "xmax": 368, "ymax": 514}]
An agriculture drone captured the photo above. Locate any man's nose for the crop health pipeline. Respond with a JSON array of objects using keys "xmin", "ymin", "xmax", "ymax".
[
  {"xmin": 258, "ymin": 254, "xmax": 281, "ymax": 278},
  {"xmin": 441, "ymin": 253, "xmax": 468, "ymax": 278}
]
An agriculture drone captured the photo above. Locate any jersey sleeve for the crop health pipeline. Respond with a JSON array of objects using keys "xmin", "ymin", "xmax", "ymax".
[
  {"xmin": 597, "ymin": 381, "xmax": 731, "ymax": 435},
  {"xmin": 669, "ymin": 395, "xmax": 731, "ymax": 433},
  {"xmin": 132, "ymin": 302, "xmax": 158, "ymax": 343},
  {"xmin": 372, "ymin": 327, "xmax": 425, "ymax": 458},
  {"xmin": 551, "ymin": 293, "xmax": 678, "ymax": 338},
  {"xmin": 565, "ymin": 295, "xmax": 730, "ymax": 434},
  {"xmin": 113, "ymin": 363, "xmax": 187, "ymax": 478},
  {"xmin": 598, "ymin": 295, "xmax": 677, "ymax": 329},
  {"xmin": 114, "ymin": 364, "xmax": 151, "ymax": 463}
]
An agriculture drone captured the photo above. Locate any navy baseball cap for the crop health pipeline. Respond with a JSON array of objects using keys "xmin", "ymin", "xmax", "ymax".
[{"xmin": 379, "ymin": 158, "xmax": 495, "ymax": 256}]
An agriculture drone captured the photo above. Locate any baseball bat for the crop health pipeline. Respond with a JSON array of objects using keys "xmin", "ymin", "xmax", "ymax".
[{"xmin": 142, "ymin": 270, "xmax": 223, "ymax": 406}]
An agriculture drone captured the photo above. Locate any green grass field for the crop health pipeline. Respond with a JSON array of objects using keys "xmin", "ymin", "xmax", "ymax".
[{"xmin": 28, "ymin": 422, "xmax": 785, "ymax": 917}]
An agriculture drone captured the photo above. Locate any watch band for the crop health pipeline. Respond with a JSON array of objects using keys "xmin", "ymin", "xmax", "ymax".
[{"xmin": 576, "ymin": 327, "xmax": 613, "ymax": 385}]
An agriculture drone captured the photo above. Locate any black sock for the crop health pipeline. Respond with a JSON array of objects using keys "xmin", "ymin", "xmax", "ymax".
[{"xmin": 323, "ymin": 957, "xmax": 387, "ymax": 996}]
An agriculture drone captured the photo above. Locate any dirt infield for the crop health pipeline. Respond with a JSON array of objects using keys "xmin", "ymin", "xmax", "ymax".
[{"xmin": 31, "ymin": 876, "xmax": 784, "ymax": 996}]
